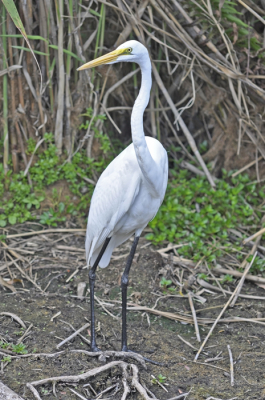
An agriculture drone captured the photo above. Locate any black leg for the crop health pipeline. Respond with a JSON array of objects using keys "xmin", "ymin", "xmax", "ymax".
[
  {"xmin": 89, "ymin": 237, "xmax": 111, "ymax": 352},
  {"xmin": 121, "ymin": 235, "xmax": 140, "ymax": 352}
]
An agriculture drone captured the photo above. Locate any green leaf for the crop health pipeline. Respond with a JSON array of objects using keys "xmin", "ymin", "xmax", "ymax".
[{"xmin": 8, "ymin": 215, "xmax": 17, "ymax": 225}]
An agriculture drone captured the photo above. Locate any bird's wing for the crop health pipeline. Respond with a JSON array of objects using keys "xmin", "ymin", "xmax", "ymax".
[{"xmin": 85, "ymin": 152, "xmax": 141, "ymax": 264}]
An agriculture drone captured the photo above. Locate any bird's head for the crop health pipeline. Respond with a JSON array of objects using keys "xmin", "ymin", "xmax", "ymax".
[{"xmin": 77, "ymin": 40, "xmax": 148, "ymax": 71}]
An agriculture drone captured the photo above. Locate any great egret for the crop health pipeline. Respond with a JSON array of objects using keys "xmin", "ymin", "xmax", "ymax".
[{"xmin": 78, "ymin": 40, "xmax": 168, "ymax": 352}]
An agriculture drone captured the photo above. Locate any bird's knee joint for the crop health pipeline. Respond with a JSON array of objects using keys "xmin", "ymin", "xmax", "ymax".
[
  {"xmin": 89, "ymin": 270, "xmax": 96, "ymax": 281},
  {"xmin": 121, "ymin": 275, "xmax": 129, "ymax": 287}
]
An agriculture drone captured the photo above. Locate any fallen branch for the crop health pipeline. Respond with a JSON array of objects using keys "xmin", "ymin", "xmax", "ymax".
[
  {"xmin": 0, "ymin": 381, "xmax": 25, "ymax": 400},
  {"xmin": 213, "ymin": 266, "xmax": 265, "ymax": 284}
]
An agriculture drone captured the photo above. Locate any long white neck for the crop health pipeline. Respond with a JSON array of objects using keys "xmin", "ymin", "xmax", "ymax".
[{"xmin": 131, "ymin": 56, "xmax": 159, "ymax": 197}]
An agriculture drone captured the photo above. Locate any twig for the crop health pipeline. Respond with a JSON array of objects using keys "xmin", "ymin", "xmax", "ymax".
[
  {"xmin": 190, "ymin": 361, "xmax": 228, "ymax": 373},
  {"xmin": 231, "ymin": 251, "xmax": 258, "ymax": 307},
  {"xmin": 227, "ymin": 345, "xmax": 234, "ymax": 386},
  {"xmin": 151, "ymin": 375, "xmax": 168, "ymax": 393},
  {"xmin": 0, "ymin": 312, "xmax": 27, "ymax": 329},
  {"xmin": 188, "ymin": 292, "xmax": 201, "ymax": 342},
  {"xmin": 0, "ymin": 381, "xmax": 25, "ymax": 400},
  {"xmin": 197, "ymin": 278, "xmax": 265, "ymax": 300},
  {"xmin": 17, "ymin": 323, "xmax": 33, "ymax": 345},
  {"xmin": 243, "ymin": 227, "xmax": 265, "ymax": 244},
  {"xmin": 177, "ymin": 334, "xmax": 198, "ymax": 351},
  {"xmin": 56, "ymin": 323, "xmax": 90, "ymax": 349},
  {"xmin": 213, "ymin": 266, "xmax": 265, "ymax": 284},
  {"xmin": 5, "ymin": 229, "xmax": 86, "ymax": 239}
]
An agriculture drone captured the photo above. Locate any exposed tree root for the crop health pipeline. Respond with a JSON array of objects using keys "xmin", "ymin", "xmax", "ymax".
[{"xmin": 26, "ymin": 360, "xmax": 155, "ymax": 400}]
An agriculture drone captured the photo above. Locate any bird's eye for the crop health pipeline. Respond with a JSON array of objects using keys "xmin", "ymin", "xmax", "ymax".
[{"xmin": 127, "ymin": 47, "xmax": 132, "ymax": 53}]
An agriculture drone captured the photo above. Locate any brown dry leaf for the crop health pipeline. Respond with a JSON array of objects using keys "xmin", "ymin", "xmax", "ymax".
[
  {"xmin": 232, "ymin": 22, "xmax": 238, "ymax": 44},
  {"xmin": 256, "ymin": 283, "xmax": 265, "ymax": 290},
  {"xmin": 130, "ymin": 292, "xmax": 142, "ymax": 302},
  {"xmin": 0, "ymin": 276, "xmax": 16, "ymax": 292}
]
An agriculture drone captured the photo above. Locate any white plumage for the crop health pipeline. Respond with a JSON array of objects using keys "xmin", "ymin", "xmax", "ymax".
[
  {"xmin": 78, "ymin": 40, "xmax": 168, "ymax": 353},
  {"xmin": 86, "ymin": 137, "xmax": 168, "ymax": 268},
  {"xmin": 80, "ymin": 40, "xmax": 168, "ymax": 269}
]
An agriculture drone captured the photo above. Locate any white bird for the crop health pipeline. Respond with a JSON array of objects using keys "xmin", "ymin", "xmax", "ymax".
[{"xmin": 78, "ymin": 40, "xmax": 168, "ymax": 353}]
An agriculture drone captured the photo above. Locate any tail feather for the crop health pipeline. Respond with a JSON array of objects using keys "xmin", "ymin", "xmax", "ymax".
[{"xmin": 90, "ymin": 233, "xmax": 132, "ymax": 268}]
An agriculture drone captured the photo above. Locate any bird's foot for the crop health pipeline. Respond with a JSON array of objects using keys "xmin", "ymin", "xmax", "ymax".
[
  {"xmin": 122, "ymin": 347, "xmax": 164, "ymax": 366},
  {"xmin": 91, "ymin": 344, "xmax": 101, "ymax": 352}
]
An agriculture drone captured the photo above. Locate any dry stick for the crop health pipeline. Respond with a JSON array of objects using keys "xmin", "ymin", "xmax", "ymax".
[
  {"xmin": 231, "ymin": 249, "xmax": 258, "ymax": 307},
  {"xmin": 205, "ymin": 261, "xmax": 226, "ymax": 297},
  {"xmin": 25, "ymin": 384, "xmax": 42, "ymax": 400},
  {"xmin": 194, "ymin": 253, "xmax": 258, "ymax": 361},
  {"xmin": 227, "ymin": 345, "xmax": 234, "ymax": 386},
  {"xmin": 151, "ymin": 62, "xmax": 216, "ymax": 188},
  {"xmin": 5, "ymin": 228, "xmax": 86, "ymax": 239},
  {"xmin": 1, "ymin": 241, "xmax": 24, "ymax": 261},
  {"xmin": 17, "ymin": 323, "xmax": 33, "ymax": 345},
  {"xmin": 238, "ymin": 0, "xmax": 265, "ymax": 25},
  {"xmin": 197, "ymin": 278, "xmax": 265, "ymax": 300},
  {"xmin": 60, "ymin": 321, "xmax": 90, "ymax": 346},
  {"xmin": 232, "ymin": 156, "xmax": 263, "ymax": 178},
  {"xmin": 0, "ymin": 312, "xmax": 27, "ymax": 329},
  {"xmin": 188, "ymin": 292, "xmax": 201, "ymax": 342},
  {"xmin": 56, "ymin": 323, "xmax": 90, "ymax": 349},
  {"xmin": 68, "ymin": 388, "xmax": 88, "ymax": 400},
  {"xmin": 243, "ymin": 227, "xmax": 265, "ymax": 244},
  {"xmin": 177, "ymin": 334, "xmax": 198, "ymax": 351},
  {"xmin": 151, "ymin": 374, "xmax": 168, "ymax": 393},
  {"xmin": 0, "ymin": 351, "xmax": 66, "ymax": 359},
  {"xmin": 0, "ymin": 276, "xmax": 16, "ymax": 293},
  {"xmin": 0, "ymin": 381, "xmax": 26, "ymax": 400},
  {"xmin": 213, "ymin": 267, "xmax": 265, "ymax": 285},
  {"xmin": 115, "ymin": 0, "xmax": 149, "ymax": 47},
  {"xmin": 190, "ymin": 360, "xmax": 228, "ymax": 373},
  {"xmin": 94, "ymin": 294, "xmax": 120, "ymax": 320}
]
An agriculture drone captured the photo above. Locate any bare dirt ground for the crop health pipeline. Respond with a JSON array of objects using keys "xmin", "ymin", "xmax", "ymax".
[{"xmin": 1, "ymin": 224, "xmax": 265, "ymax": 400}]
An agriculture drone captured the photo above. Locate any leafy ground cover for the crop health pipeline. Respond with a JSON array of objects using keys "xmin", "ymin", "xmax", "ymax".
[{"xmin": 148, "ymin": 170, "xmax": 265, "ymax": 271}]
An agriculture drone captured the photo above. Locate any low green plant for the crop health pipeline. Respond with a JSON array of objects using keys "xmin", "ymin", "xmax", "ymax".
[
  {"xmin": 0, "ymin": 341, "xmax": 27, "ymax": 354},
  {"xmin": 221, "ymin": 274, "xmax": 234, "ymax": 284},
  {"xmin": 147, "ymin": 169, "xmax": 265, "ymax": 267},
  {"xmin": 197, "ymin": 273, "xmax": 209, "ymax": 282},
  {"xmin": 11, "ymin": 343, "xmax": 28, "ymax": 354},
  {"xmin": 1, "ymin": 356, "xmax": 11, "ymax": 362},
  {"xmin": 152, "ymin": 374, "xmax": 167, "ymax": 384},
  {"xmin": 160, "ymin": 277, "xmax": 172, "ymax": 289}
]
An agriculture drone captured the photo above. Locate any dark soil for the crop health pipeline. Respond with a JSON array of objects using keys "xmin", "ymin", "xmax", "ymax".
[{"xmin": 1, "ymin": 227, "xmax": 265, "ymax": 400}]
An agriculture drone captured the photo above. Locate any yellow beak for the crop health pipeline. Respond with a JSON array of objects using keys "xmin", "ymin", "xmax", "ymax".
[{"xmin": 77, "ymin": 48, "xmax": 129, "ymax": 71}]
